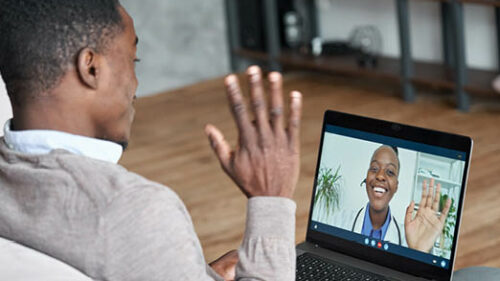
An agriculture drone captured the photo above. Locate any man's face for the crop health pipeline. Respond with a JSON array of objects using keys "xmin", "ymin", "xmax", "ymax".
[
  {"xmin": 92, "ymin": 6, "xmax": 138, "ymax": 149},
  {"xmin": 365, "ymin": 146, "xmax": 399, "ymax": 213}
]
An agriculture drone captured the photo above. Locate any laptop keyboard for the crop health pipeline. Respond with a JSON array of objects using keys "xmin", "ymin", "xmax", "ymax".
[{"xmin": 296, "ymin": 253, "xmax": 391, "ymax": 281}]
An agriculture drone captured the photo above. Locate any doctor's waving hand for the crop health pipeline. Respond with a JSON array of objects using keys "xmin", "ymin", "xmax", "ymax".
[{"xmin": 405, "ymin": 178, "xmax": 451, "ymax": 253}]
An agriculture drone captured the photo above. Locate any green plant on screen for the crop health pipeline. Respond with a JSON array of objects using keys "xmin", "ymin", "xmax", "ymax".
[{"xmin": 313, "ymin": 165, "xmax": 343, "ymax": 221}]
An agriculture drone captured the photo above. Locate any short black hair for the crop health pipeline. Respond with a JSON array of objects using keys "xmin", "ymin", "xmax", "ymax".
[
  {"xmin": 389, "ymin": 146, "xmax": 398, "ymax": 156},
  {"xmin": 386, "ymin": 145, "xmax": 400, "ymax": 175},
  {"xmin": 0, "ymin": 0, "xmax": 124, "ymax": 104}
]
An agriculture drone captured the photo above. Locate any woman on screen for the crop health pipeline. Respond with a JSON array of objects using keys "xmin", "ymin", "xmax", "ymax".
[
  {"xmin": 353, "ymin": 145, "xmax": 404, "ymax": 245},
  {"xmin": 333, "ymin": 145, "xmax": 451, "ymax": 253}
]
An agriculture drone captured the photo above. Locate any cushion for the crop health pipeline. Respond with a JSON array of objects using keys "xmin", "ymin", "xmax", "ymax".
[{"xmin": 0, "ymin": 237, "xmax": 91, "ymax": 281}]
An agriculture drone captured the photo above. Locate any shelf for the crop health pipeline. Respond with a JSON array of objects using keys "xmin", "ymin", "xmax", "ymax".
[
  {"xmin": 234, "ymin": 49, "xmax": 269, "ymax": 62},
  {"xmin": 236, "ymin": 49, "xmax": 401, "ymax": 81},
  {"xmin": 417, "ymin": 173, "xmax": 461, "ymax": 186},
  {"xmin": 235, "ymin": 48, "xmax": 500, "ymax": 99},
  {"xmin": 411, "ymin": 0, "xmax": 500, "ymax": 7},
  {"xmin": 464, "ymin": 68, "xmax": 499, "ymax": 96},
  {"xmin": 411, "ymin": 0, "xmax": 452, "ymax": 3},
  {"xmin": 458, "ymin": 0, "xmax": 500, "ymax": 7},
  {"xmin": 405, "ymin": 61, "xmax": 498, "ymax": 97},
  {"xmin": 278, "ymin": 52, "xmax": 401, "ymax": 82}
]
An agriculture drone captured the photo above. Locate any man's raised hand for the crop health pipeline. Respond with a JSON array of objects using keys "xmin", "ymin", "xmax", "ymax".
[{"xmin": 205, "ymin": 65, "xmax": 302, "ymax": 199}]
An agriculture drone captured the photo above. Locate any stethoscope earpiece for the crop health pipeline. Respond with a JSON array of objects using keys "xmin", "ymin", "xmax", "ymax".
[{"xmin": 360, "ymin": 179, "xmax": 366, "ymax": 187}]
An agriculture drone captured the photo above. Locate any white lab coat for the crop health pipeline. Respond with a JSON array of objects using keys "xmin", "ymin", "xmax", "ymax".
[{"xmin": 315, "ymin": 205, "xmax": 407, "ymax": 247}]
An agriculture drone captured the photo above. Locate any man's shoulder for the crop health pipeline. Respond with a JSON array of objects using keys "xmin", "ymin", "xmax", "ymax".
[
  {"xmin": 0, "ymin": 140, "xmax": 184, "ymax": 219},
  {"xmin": 53, "ymin": 151, "xmax": 180, "ymax": 204},
  {"xmin": 0, "ymin": 142, "xmax": 181, "ymax": 211}
]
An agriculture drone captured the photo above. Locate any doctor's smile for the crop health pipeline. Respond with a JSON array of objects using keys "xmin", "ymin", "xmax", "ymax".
[{"xmin": 372, "ymin": 186, "xmax": 387, "ymax": 196}]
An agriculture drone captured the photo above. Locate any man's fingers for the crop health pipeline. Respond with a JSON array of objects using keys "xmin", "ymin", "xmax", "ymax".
[
  {"xmin": 440, "ymin": 198, "xmax": 452, "ymax": 225},
  {"xmin": 432, "ymin": 183, "xmax": 441, "ymax": 211},
  {"xmin": 205, "ymin": 124, "xmax": 232, "ymax": 172},
  {"xmin": 268, "ymin": 71, "xmax": 285, "ymax": 134},
  {"xmin": 405, "ymin": 200, "xmax": 415, "ymax": 225},
  {"xmin": 287, "ymin": 91, "xmax": 302, "ymax": 152},
  {"xmin": 246, "ymin": 66, "xmax": 272, "ymax": 140},
  {"xmin": 225, "ymin": 74, "xmax": 255, "ymax": 145}
]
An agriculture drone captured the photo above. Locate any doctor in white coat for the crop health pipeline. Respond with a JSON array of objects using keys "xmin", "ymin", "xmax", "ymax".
[
  {"xmin": 348, "ymin": 201, "xmax": 406, "ymax": 246},
  {"xmin": 330, "ymin": 145, "xmax": 451, "ymax": 253}
]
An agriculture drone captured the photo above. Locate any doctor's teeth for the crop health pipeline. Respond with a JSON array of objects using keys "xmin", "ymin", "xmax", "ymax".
[{"xmin": 374, "ymin": 187, "xmax": 386, "ymax": 193}]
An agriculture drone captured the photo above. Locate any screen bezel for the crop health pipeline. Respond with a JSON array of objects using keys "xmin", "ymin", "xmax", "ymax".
[{"xmin": 305, "ymin": 110, "xmax": 472, "ymax": 281}]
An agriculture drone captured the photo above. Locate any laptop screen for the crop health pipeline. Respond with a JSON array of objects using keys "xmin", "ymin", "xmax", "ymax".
[{"xmin": 308, "ymin": 114, "xmax": 470, "ymax": 275}]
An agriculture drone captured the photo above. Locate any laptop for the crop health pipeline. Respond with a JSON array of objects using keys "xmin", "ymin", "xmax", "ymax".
[{"xmin": 296, "ymin": 110, "xmax": 473, "ymax": 281}]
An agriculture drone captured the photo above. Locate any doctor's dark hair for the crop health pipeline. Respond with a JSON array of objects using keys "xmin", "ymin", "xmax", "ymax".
[
  {"xmin": 389, "ymin": 146, "xmax": 398, "ymax": 156},
  {"xmin": 0, "ymin": 0, "xmax": 124, "ymax": 105},
  {"xmin": 387, "ymin": 145, "xmax": 400, "ymax": 176}
]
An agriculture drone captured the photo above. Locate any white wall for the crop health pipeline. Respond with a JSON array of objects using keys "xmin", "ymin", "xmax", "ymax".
[
  {"xmin": 318, "ymin": 0, "xmax": 497, "ymax": 70},
  {"xmin": 0, "ymin": 76, "xmax": 12, "ymax": 137}
]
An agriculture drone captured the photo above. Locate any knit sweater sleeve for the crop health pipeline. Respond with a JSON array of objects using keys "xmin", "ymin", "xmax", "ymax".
[{"xmin": 101, "ymin": 185, "xmax": 296, "ymax": 281}]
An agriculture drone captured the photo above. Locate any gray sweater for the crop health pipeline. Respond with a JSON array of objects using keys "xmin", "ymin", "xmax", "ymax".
[{"xmin": 0, "ymin": 138, "xmax": 296, "ymax": 280}]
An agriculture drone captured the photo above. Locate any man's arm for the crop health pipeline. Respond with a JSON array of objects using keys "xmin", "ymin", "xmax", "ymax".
[
  {"xmin": 236, "ymin": 197, "xmax": 296, "ymax": 280},
  {"xmin": 103, "ymin": 65, "xmax": 302, "ymax": 280},
  {"xmin": 102, "ymin": 185, "xmax": 295, "ymax": 281},
  {"xmin": 103, "ymin": 185, "xmax": 225, "ymax": 281},
  {"xmin": 205, "ymin": 65, "xmax": 302, "ymax": 280},
  {"xmin": 209, "ymin": 198, "xmax": 296, "ymax": 281}
]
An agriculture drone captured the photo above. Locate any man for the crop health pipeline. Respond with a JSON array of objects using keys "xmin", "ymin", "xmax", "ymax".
[{"xmin": 0, "ymin": 0, "xmax": 302, "ymax": 280}]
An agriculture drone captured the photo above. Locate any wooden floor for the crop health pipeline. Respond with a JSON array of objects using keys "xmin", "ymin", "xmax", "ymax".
[{"xmin": 120, "ymin": 72, "xmax": 500, "ymax": 270}]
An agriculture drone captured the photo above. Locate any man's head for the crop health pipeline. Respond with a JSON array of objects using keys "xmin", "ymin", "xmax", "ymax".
[
  {"xmin": 365, "ymin": 145, "xmax": 400, "ymax": 214},
  {"xmin": 0, "ymin": 0, "xmax": 139, "ymax": 149}
]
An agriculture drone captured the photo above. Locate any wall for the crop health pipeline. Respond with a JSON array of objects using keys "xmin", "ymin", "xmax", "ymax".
[
  {"xmin": 1, "ymin": 1, "xmax": 497, "ymax": 100},
  {"xmin": 120, "ymin": 0, "xmax": 230, "ymax": 97},
  {"xmin": 317, "ymin": 0, "xmax": 497, "ymax": 70},
  {"xmin": 121, "ymin": 0, "xmax": 498, "ymax": 97}
]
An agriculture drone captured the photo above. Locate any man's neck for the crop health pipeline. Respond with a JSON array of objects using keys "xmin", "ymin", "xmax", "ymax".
[
  {"xmin": 3, "ymin": 118, "xmax": 123, "ymax": 163},
  {"xmin": 11, "ymin": 103, "xmax": 94, "ymax": 138}
]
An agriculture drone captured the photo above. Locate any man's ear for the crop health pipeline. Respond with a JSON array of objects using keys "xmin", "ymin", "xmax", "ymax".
[{"xmin": 76, "ymin": 48, "xmax": 100, "ymax": 89}]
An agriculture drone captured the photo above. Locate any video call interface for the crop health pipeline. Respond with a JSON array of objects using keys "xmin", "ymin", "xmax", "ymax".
[{"xmin": 310, "ymin": 125, "xmax": 467, "ymax": 270}]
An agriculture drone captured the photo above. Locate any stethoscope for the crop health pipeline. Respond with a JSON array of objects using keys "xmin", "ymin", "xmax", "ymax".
[{"xmin": 355, "ymin": 179, "xmax": 403, "ymax": 245}]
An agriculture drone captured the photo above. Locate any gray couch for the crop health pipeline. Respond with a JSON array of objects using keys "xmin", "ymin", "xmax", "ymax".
[{"xmin": 453, "ymin": 266, "xmax": 500, "ymax": 281}]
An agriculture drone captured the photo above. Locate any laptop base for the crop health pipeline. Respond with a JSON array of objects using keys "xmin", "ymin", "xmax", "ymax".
[{"xmin": 296, "ymin": 241, "xmax": 428, "ymax": 281}]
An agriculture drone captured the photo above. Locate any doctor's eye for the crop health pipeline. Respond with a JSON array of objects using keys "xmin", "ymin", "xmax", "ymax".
[{"xmin": 386, "ymin": 169, "xmax": 396, "ymax": 177}]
